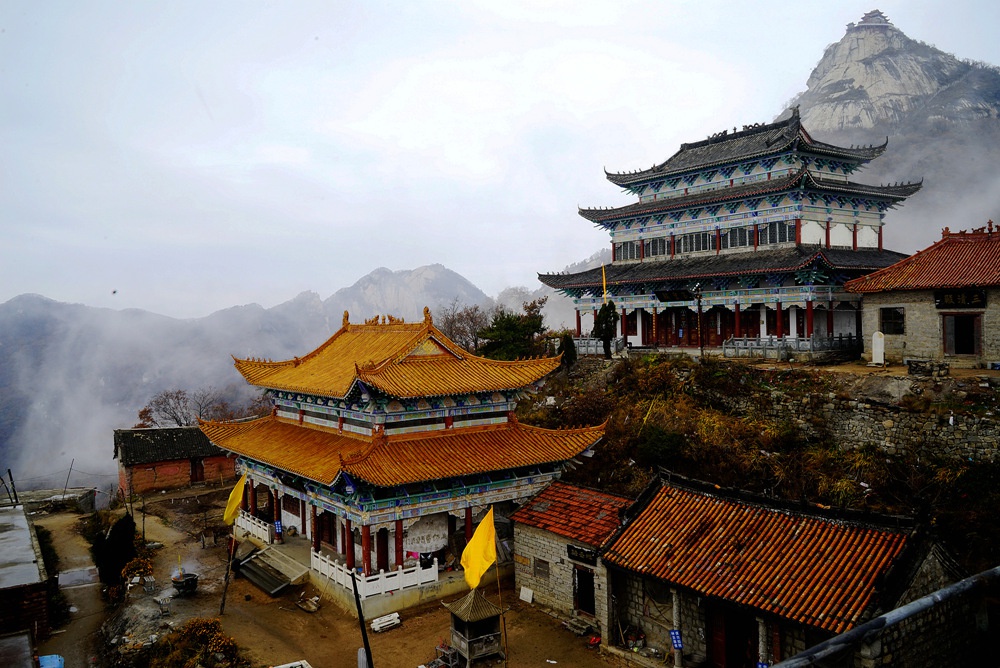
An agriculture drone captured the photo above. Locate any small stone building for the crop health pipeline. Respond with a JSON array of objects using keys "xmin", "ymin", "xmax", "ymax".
[
  {"xmin": 511, "ymin": 481, "xmax": 631, "ymax": 632},
  {"xmin": 114, "ymin": 426, "xmax": 236, "ymax": 497},
  {"xmin": 598, "ymin": 475, "xmax": 959, "ymax": 667},
  {"xmin": 846, "ymin": 225, "xmax": 1000, "ymax": 368}
]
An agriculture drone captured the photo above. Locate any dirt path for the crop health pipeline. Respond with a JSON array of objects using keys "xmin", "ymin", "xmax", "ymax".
[{"xmin": 33, "ymin": 511, "xmax": 104, "ymax": 668}]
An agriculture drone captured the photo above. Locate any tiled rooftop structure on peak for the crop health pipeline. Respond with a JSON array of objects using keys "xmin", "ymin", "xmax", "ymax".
[
  {"xmin": 540, "ymin": 107, "xmax": 920, "ymax": 355},
  {"xmin": 200, "ymin": 307, "xmax": 604, "ymax": 613}
]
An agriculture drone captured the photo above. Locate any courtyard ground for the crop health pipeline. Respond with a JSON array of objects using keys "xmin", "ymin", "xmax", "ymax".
[{"xmin": 38, "ymin": 488, "xmax": 625, "ymax": 668}]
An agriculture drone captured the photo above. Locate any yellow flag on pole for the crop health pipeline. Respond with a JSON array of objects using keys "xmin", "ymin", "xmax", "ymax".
[
  {"xmin": 223, "ymin": 473, "xmax": 247, "ymax": 525},
  {"xmin": 461, "ymin": 507, "xmax": 496, "ymax": 590}
]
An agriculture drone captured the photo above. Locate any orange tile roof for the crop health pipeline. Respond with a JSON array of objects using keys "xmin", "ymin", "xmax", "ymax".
[
  {"xmin": 200, "ymin": 416, "xmax": 603, "ymax": 487},
  {"xmin": 846, "ymin": 226, "xmax": 1000, "ymax": 293},
  {"xmin": 603, "ymin": 482, "xmax": 909, "ymax": 633},
  {"xmin": 511, "ymin": 481, "xmax": 631, "ymax": 547},
  {"xmin": 233, "ymin": 309, "xmax": 559, "ymax": 399}
]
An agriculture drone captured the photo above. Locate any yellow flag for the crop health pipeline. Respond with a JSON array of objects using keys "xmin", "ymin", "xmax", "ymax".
[
  {"xmin": 461, "ymin": 507, "xmax": 496, "ymax": 589},
  {"xmin": 223, "ymin": 473, "xmax": 247, "ymax": 525}
]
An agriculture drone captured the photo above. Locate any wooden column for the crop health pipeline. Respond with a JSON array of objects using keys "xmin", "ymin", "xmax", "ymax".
[
  {"xmin": 795, "ymin": 218, "xmax": 802, "ymax": 245},
  {"xmin": 465, "ymin": 507, "xmax": 473, "ymax": 544},
  {"xmin": 852, "ymin": 223, "xmax": 858, "ymax": 251},
  {"xmin": 826, "ymin": 220, "xmax": 831, "ymax": 248},
  {"xmin": 611, "ymin": 241, "xmax": 616, "ymax": 262},
  {"xmin": 715, "ymin": 228, "xmax": 721, "ymax": 255},
  {"xmin": 621, "ymin": 307, "xmax": 627, "ymax": 338},
  {"xmin": 775, "ymin": 302, "xmax": 784, "ymax": 338},
  {"xmin": 345, "ymin": 519, "xmax": 355, "ymax": 569},
  {"xmin": 827, "ymin": 303, "xmax": 835, "ymax": 336},
  {"xmin": 241, "ymin": 479, "xmax": 249, "ymax": 513},
  {"xmin": 311, "ymin": 506, "xmax": 319, "ymax": 553},
  {"xmin": 806, "ymin": 300, "xmax": 814, "ymax": 337},
  {"xmin": 652, "ymin": 307, "xmax": 658, "ymax": 345},
  {"xmin": 734, "ymin": 302, "xmax": 742, "ymax": 338},
  {"xmin": 754, "ymin": 224, "xmax": 759, "ymax": 250},
  {"xmin": 395, "ymin": 519, "xmax": 404, "ymax": 570},
  {"xmin": 670, "ymin": 233, "xmax": 675, "ymax": 258},
  {"xmin": 878, "ymin": 226, "xmax": 883, "ymax": 251},
  {"xmin": 376, "ymin": 528, "xmax": 388, "ymax": 573},
  {"xmin": 361, "ymin": 525, "xmax": 372, "ymax": 576},
  {"xmin": 575, "ymin": 310, "xmax": 582, "ymax": 337},
  {"xmin": 249, "ymin": 480, "xmax": 257, "ymax": 516}
]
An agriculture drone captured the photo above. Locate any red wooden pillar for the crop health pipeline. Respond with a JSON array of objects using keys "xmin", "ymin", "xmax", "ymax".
[
  {"xmin": 611, "ymin": 241, "xmax": 616, "ymax": 262},
  {"xmin": 826, "ymin": 220, "xmax": 831, "ymax": 248},
  {"xmin": 395, "ymin": 519, "xmax": 404, "ymax": 569},
  {"xmin": 376, "ymin": 528, "xmax": 388, "ymax": 573},
  {"xmin": 361, "ymin": 525, "xmax": 372, "ymax": 576},
  {"xmin": 806, "ymin": 300, "xmax": 814, "ymax": 337},
  {"xmin": 345, "ymin": 519, "xmax": 354, "ymax": 569},
  {"xmin": 855, "ymin": 307, "xmax": 862, "ymax": 339},
  {"xmin": 795, "ymin": 218, "xmax": 802, "ymax": 245},
  {"xmin": 311, "ymin": 506, "xmax": 319, "ymax": 553},
  {"xmin": 734, "ymin": 302, "xmax": 742, "ymax": 338},
  {"xmin": 754, "ymin": 224, "xmax": 759, "ymax": 250},
  {"xmin": 241, "ymin": 479, "xmax": 249, "ymax": 512},
  {"xmin": 575, "ymin": 310, "xmax": 582, "ymax": 337},
  {"xmin": 715, "ymin": 228, "xmax": 721, "ymax": 255},
  {"xmin": 670, "ymin": 233, "xmax": 676, "ymax": 258},
  {"xmin": 652, "ymin": 307, "xmax": 658, "ymax": 345},
  {"xmin": 639, "ymin": 239, "xmax": 645, "ymax": 260},
  {"xmin": 878, "ymin": 226, "xmax": 883, "ymax": 251},
  {"xmin": 621, "ymin": 307, "xmax": 627, "ymax": 338},
  {"xmin": 852, "ymin": 223, "xmax": 858, "ymax": 251},
  {"xmin": 775, "ymin": 302, "xmax": 784, "ymax": 338},
  {"xmin": 827, "ymin": 303, "xmax": 835, "ymax": 336}
]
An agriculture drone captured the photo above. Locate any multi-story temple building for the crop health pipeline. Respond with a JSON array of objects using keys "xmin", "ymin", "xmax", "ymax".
[
  {"xmin": 539, "ymin": 108, "xmax": 921, "ymax": 351},
  {"xmin": 200, "ymin": 308, "xmax": 603, "ymax": 611}
]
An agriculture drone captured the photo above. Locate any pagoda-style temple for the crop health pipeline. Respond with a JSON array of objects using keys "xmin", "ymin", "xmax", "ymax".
[
  {"xmin": 200, "ymin": 308, "xmax": 603, "ymax": 609},
  {"xmin": 539, "ymin": 107, "xmax": 921, "ymax": 353}
]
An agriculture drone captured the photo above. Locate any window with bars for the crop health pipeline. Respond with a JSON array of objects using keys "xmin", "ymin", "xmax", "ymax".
[
  {"xmin": 880, "ymin": 308, "xmax": 905, "ymax": 335},
  {"xmin": 643, "ymin": 237, "xmax": 669, "ymax": 258}
]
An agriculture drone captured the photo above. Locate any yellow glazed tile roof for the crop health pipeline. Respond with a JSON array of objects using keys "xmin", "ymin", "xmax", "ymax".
[
  {"xmin": 200, "ymin": 415, "xmax": 603, "ymax": 487},
  {"xmin": 233, "ymin": 309, "xmax": 559, "ymax": 399}
]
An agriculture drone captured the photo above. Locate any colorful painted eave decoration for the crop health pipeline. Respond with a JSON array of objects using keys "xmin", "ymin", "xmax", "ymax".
[
  {"xmin": 602, "ymin": 483, "xmax": 909, "ymax": 634},
  {"xmin": 846, "ymin": 227, "xmax": 1000, "ymax": 293},
  {"xmin": 232, "ymin": 308, "xmax": 560, "ymax": 399},
  {"xmin": 579, "ymin": 168, "xmax": 919, "ymax": 226},
  {"xmin": 199, "ymin": 415, "xmax": 604, "ymax": 488}
]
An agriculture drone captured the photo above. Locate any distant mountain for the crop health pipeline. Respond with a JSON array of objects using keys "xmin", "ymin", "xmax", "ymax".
[
  {"xmin": 0, "ymin": 265, "xmax": 492, "ymax": 489},
  {"xmin": 783, "ymin": 9, "xmax": 1000, "ymax": 253}
]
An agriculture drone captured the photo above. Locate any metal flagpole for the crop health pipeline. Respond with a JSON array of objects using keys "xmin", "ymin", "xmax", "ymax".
[{"xmin": 494, "ymin": 561, "xmax": 509, "ymax": 667}]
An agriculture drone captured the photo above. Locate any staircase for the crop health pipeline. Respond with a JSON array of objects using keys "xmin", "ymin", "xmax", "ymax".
[{"xmin": 239, "ymin": 546, "xmax": 310, "ymax": 596}]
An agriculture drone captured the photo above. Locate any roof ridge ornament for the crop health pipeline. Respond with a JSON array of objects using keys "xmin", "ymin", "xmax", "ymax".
[
  {"xmin": 343, "ymin": 311, "xmax": 350, "ymax": 328},
  {"xmin": 424, "ymin": 306, "xmax": 432, "ymax": 326}
]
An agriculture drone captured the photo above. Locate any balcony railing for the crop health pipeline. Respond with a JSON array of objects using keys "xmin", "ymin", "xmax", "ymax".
[
  {"xmin": 310, "ymin": 550, "xmax": 439, "ymax": 599},
  {"xmin": 722, "ymin": 334, "xmax": 859, "ymax": 360}
]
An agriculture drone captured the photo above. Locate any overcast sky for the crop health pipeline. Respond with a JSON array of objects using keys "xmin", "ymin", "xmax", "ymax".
[{"xmin": 3, "ymin": 1, "xmax": 999, "ymax": 319}]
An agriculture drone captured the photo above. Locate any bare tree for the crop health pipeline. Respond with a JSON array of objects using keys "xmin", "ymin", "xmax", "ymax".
[
  {"xmin": 435, "ymin": 301, "xmax": 490, "ymax": 352},
  {"xmin": 135, "ymin": 389, "xmax": 193, "ymax": 427},
  {"xmin": 133, "ymin": 387, "xmax": 269, "ymax": 428}
]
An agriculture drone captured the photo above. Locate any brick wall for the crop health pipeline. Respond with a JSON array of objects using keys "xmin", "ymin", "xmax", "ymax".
[
  {"xmin": 121, "ymin": 455, "xmax": 235, "ymax": 495},
  {"xmin": 0, "ymin": 581, "xmax": 49, "ymax": 639}
]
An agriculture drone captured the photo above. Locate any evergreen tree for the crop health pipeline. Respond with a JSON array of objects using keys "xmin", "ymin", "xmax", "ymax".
[
  {"xmin": 558, "ymin": 332, "xmax": 577, "ymax": 368},
  {"xmin": 592, "ymin": 300, "xmax": 620, "ymax": 359}
]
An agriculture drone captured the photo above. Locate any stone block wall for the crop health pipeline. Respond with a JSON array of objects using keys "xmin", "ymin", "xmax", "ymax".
[
  {"xmin": 513, "ymin": 524, "xmax": 604, "ymax": 630},
  {"xmin": 861, "ymin": 289, "xmax": 1000, "ymax": 368},
  {"xmin": 718, "ymin": 388, "xmax": 1000, "ymax": 462}
]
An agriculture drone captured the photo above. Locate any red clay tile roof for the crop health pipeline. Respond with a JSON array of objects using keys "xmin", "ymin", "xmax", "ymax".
[
  {"xmin": 234, "ymin": 308, "xmax": 559, "ymax": 399},
  {"xmin": 511, "ymin": 481, "xmax": 632, "ymax": 548},
  {"xmin": 603, "ymin": 482, "xmax": 909, "ymax": 633},
  {"xmin": 846, "ymin": 227, "xmax": 1000, "ymax": 293},
  {"xmin": 200, "ymin": 416, "xmax": 604, "ymax": 487}
]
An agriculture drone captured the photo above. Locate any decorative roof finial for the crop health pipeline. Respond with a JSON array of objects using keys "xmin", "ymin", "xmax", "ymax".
[
  {"xmin": 343, "ymin": 311, "xmax": 350, "ymax": 328},
  {"xmin": 424, "ymin": 306, "xmax": 432, "ymax": 325}
]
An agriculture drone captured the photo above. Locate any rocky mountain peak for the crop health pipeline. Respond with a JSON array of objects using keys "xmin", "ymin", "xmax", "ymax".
[{"xmin": 792, "ymin": 9, "xmax": 996, "ymax": 133}]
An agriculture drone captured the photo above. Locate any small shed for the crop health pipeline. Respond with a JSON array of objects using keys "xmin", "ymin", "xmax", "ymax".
[
  {"xmin": 114, "ymin": 426, "xmax": 235, "ymax": 497},
  {"xmin": 441, "ymin": 589, "xmax": 504, "ymax": 667}
]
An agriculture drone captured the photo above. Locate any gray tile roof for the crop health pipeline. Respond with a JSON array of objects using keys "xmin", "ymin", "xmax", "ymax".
[
  {"xmin": 605, "ymin": 108, "xmax": 888, "ymax": 187},
  {"xmin": 538, "ymin": 246, "xmax": 908, "ymax": 292},
  {"xmin": 114, "ymin": 426, "xmax": 226, "ymax": 466}
]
